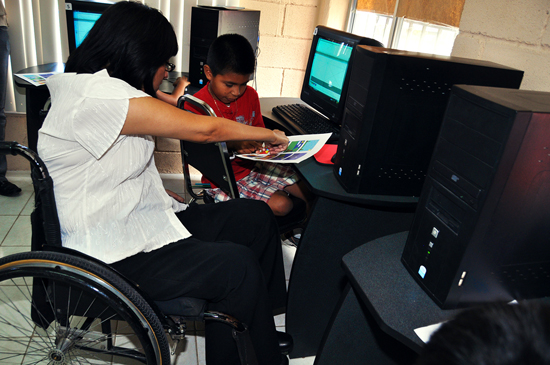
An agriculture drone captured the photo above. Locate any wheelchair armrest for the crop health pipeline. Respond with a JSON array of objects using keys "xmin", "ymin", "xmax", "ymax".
[{"xmin": 178, "ymin": 94, "xmax": 217, "ymax": 117}]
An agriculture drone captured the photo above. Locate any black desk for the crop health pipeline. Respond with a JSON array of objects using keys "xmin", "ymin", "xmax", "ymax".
[
  {"xmin": 260, "ymin": 97, "xmax": 419, "ymax": 358},
  {"xmin": 314, "ymin": 232, "xmax": 460, "ymax": 364},
  {"xmin": 15, "ymin": 63, "xmax": 183, "ymax": 152},
  {"xmin": 14, "ymin": 63, "xmax": 64, "ymax": 152}
]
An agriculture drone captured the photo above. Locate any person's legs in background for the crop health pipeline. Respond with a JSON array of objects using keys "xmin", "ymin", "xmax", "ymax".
[{"xmin": 0, "ymin": 25, "xmax": 20, "ymax": 197}]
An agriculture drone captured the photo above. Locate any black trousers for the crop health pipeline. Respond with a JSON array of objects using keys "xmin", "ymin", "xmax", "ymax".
[{"xmin": 111, "ymin": 199, "xmax": 286, "ymax": 365}]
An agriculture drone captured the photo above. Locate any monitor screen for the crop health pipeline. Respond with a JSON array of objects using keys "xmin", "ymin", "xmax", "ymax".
[
  {"xmin": 300, "ymin": 26, "xmax": 383, "ymax": 126},
  {"xmin": 65, "ymin": 0, "xmax": 114, "ymax": 54},
  {"xmin": 308, "ymin": 38, "xmax": 353, "ymax": 103}
]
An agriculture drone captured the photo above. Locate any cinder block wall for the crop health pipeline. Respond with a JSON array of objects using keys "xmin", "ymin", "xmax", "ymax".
[
  {"xmin": 9, "ymin": 0, "xmax": 550, "ymax": 173},
  {"xmin": 451, "ymin": 0, "xmax": 550, "ymax": 92},
  {"xmin": 5, "ymin": 113, "xmax": 28, "ymax": 171}
]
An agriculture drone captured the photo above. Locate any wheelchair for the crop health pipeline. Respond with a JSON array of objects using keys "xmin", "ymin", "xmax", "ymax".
[{"xmin": 0, "ymin": 141, "xmax": 259, "ymax": 364}]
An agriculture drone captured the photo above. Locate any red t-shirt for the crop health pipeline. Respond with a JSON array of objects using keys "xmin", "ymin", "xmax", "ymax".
[{"xmin": 184, "ymin": 84, "xmax": 265, "ymax": 187}]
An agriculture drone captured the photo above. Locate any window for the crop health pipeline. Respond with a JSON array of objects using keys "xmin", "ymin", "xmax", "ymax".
[{"xmin": 348, "ymin": 0, "xmax": 464, "ymax": 56}]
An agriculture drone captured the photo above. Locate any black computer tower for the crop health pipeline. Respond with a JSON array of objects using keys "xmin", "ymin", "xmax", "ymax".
[
  {"xmin": 189, "ymin": 6, "xmax": 260, "ymax": 87},
  {"xmin": 333, "ymin": 46, "xmax": 524, "ymax": 196},
  {"xmin": 401, "ymin": 85, "xmax": 550, "ymax": 309}
]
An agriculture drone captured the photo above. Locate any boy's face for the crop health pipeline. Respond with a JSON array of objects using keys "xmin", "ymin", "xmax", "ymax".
[{"xmin": 205, "ymin": 65, "xmax": 251, "ymax": 104}]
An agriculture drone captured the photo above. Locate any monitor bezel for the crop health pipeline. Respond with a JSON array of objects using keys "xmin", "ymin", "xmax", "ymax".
[
  {"xmin": 65, "ymin": 0, "xmax": 115, "ymax": 54},
  {"xmin": 300, "ymin": 26, "xmax": 381, "ymax": 126}
]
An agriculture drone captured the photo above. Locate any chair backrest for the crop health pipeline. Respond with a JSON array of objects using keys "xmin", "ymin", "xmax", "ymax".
[
  {"xmin": 178, "ymin": 94, "xmax": 240, "ymax": 200},
  {"xmin": 0, "ymin": 141, "xmax": 62, "ymax": 250}
]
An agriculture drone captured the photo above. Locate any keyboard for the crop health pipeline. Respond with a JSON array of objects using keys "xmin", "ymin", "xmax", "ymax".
[{"xmin": 272, "ymin": 104, "xmax": 340, "ymax": 141}]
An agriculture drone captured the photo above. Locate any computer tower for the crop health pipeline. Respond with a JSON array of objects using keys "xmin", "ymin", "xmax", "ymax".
[
  {"xmin": 333, "ymin": 46, "xmax": 524, "ymax": 196},
  {"xmin": 401, "ymin": 85, "xmax": 550, "ymax": 309},
  {"xmin": 189, "ymin": 6, "xmax": 260, "ymax": 87}
]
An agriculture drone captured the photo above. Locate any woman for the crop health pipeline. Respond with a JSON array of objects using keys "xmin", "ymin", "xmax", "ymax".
[{"xmin": 37, "ymin": 2, "xmax": 289, "ymax": 364}]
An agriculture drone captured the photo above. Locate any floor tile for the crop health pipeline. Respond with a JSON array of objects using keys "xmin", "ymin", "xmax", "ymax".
[
  {"xmin": 0, "ymin": 215, "xmax": 17, "ymax": 245},
  {"xmin": 282, "ymin": 242, "xmax": 297, "ymax": 281},
  {"xmin": 195, "ymin": 332, "xmax": 206, "ymax": 365},
  {"xmin": 2, "ymin": 215, "xmax": 31, "ymax": 247},
  {"xmin": 0, "ymin": 188, "xmax": 33, "ymax": 216},
  {"xmin": 0, "ymin": 245, "xmax": 29, "ymax": 258},
  {"xmin": 289, "ymin": 356, "xmax": 316, "ymax": 364},
  {"xmin": 169, "ymin": 335, "xmax": 199, "ymax": 365}
]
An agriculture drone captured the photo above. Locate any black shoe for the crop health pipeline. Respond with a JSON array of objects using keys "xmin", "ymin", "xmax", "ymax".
[
  {"xmin": 0, "ymin": 180, "xmax": 21, "ymax": 197},
  {"xmin": 277, "ymin": 331, "xmax": 293, "ymax": 355}
]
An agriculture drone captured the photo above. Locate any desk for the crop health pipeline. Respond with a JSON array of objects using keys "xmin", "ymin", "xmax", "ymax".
[
  {"xmin": 261, "ymin": 97, "xmax": 419, "ymax": 358},
  {"xmin": 14, "ymin": 63, "xmax": 64, "ymax": 152},
  {"xmin": 314, "ymin": 232, "xmax": 460, "ymax": 364},
  {"xmin": 15, "ymin": 63, "xmax": 183, "ymax": 152}
]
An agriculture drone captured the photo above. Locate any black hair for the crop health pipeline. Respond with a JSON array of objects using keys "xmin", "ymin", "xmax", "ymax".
[
  {"xmin": 416, "ymin": 301, "xmax": 550, "ymax": 365},
  {"xmin": 206, "ymin": 33, "xmax": 255, "ymax": 76},
  {"xmin": 65, "ymin": 1, "xmax": 178, "ymax": 97}
]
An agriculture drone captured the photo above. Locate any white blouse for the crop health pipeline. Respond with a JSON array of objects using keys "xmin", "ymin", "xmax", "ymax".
[{"xmin": 38, "ymin": 70, "xmax": 191, "ymax": 264}]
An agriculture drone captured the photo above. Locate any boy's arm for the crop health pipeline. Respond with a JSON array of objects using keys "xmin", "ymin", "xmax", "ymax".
[{"xmin": 156, "ymin": 76, "xmax": 190, "ymax": 106}]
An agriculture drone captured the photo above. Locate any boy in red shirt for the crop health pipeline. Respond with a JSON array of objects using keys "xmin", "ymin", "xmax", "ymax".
[{"xmin": 185, "ymin": 34, "xmax": 309, "ymax": 216}]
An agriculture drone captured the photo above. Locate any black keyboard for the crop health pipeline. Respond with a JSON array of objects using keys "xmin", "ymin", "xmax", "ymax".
[{"xmin": 272, "ymin": 104, "xmax": 340, "ymax": 141}]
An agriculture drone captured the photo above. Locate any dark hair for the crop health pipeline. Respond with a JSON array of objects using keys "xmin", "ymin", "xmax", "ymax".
[
  {"xmin": 416, "ymin": 301, "xmax": 550, "ymax": 365},
  {"xmin": 65, "ymin": 1, "xmax": 178, "ymax": 97},
  {"xmin": 206, "ymin": 33, "xmax": 255, "ymax": 76}
]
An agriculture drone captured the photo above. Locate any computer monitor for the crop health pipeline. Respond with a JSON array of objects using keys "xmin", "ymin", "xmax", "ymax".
[
  {"xmin": 300, "ymin": 26, "xmax": 383, "ymax": 126},
  {"xmin": 65, "ymin": 0, "xmax": 114, "ymax": 54}
]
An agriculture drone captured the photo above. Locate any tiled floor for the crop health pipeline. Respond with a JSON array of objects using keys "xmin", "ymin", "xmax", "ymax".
[{"xmin": 0, "ymin": 171, "xmax": 315, "ymax": 365}]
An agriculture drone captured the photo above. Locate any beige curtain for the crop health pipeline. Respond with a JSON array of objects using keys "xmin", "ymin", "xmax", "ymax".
[
  {"xmin": 356, "ymin": 0, "xmax": 465, "ymax": 27},
  {"xmin": 7, "ymin": 0, "xmax": 237, "ymax": 112},
  {"xmin": 356, "ymin": 0, "xmax": 397, "ymax": 16}
]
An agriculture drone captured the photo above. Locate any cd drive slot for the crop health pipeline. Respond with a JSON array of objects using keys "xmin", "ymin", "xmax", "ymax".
[
  {"xmin": 426, "ymin": 187, "xmax": 463, "ymax": 234},
  {"xmin": 433, "ymin": 160, "xmax": 482, "ymax": 199}
]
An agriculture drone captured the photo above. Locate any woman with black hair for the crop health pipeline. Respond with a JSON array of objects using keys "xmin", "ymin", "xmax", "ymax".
[{"xmin": 38, "ymin": 2, "xmax": 289, "ymax": 364}]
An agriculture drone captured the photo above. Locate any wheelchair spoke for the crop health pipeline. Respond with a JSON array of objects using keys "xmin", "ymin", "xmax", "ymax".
[{"xmin": 0, "ymin": 252, "xmax": 168, "ymax": 364}]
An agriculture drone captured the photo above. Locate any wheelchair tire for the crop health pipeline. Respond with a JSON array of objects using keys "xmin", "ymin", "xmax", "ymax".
[{"xmin": 0, "ymin": 251, "xmax": 170, "ymax": 364}]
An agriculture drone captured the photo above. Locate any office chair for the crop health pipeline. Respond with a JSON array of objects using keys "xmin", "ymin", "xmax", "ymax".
[
  {"xmin": 0, "ymin": 141, "xmax": 260, "ymax": 365},
  {"xmin": 179, "ymin": 94, "xmax": 307, "ymax": 234}
]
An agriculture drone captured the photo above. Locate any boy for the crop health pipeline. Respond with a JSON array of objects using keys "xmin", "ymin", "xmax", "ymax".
[{"xmin": 185, "ymin": 33, "xmax": 309, "ymax": 216}]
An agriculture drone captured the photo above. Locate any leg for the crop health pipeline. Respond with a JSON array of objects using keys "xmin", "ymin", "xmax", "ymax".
[
  {"xmin": 176, "ymin": 199, "xmax": 287, "ymax": 310},
  {"xmin": 267, "ymin": 190, "xmax": 294, "ymax": 216},
  {"xmin": 285, "ymin": 180, "xmax": 314, "ymax": 215},
  {"xmin": 112, "ymin": 238, "xmax": 283, "ymax": 365}
]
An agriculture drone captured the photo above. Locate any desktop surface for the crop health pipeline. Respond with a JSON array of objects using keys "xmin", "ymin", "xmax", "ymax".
[{"xmin": 342, "ymin": 231, "xmax": 461, "ymax": 352}]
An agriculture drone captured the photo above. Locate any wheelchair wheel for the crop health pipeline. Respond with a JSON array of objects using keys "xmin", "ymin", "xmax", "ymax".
[{"xmin": 0, "ymin": 251, "xmax": 170, "ymax": 364}]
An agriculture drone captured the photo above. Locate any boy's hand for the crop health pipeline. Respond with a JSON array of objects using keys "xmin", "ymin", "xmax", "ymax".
[
  {"xmin": 265, "ymin": 130, "xmax": 289, "ymax": 154},
  {"xmin": 172, "ymin": 76, "xmax": 190, "ymax": 99},
  {"xmin": 228, "ymin": 141, "xmax": 262, "ymax": 154},
  {"xmin": 166, "ymin": 189, "xmax": 185, "ymax": 202}
]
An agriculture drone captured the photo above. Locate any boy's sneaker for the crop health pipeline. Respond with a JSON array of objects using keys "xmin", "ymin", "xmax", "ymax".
[{"xmin": 0, "ymin": 180, "xmax": 21, "ymax": 196}]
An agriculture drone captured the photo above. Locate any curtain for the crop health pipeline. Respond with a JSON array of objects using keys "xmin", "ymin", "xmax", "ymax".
[
  {"xmin": 356, "ymin": 0, "xmax": 397, "ymax": 16},
  {"xmin": 356, "ymin": 0, "xmax": 465, "ymax": 27},
  {"xmin": 7, "ymin": 0, "xmax": 238, "ymax": 113}
]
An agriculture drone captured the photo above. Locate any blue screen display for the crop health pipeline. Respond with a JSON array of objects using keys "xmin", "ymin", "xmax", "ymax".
[
  {"xmin": 73, "ymin": 11, "xmax": 102, "ymax": 48},
  {"xmin": 308, "ymin": 38, "xmax": 353, "ymax": 103}
]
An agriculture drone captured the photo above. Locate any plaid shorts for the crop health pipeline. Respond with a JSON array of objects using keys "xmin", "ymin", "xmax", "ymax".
[{"xmin": 207, "ymin": 162, "xmax": 299, "ymax": 203}]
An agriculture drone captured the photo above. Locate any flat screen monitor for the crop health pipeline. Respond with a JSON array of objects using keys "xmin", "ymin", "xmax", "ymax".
[
  {"xmin": 65, "ymin": 0, "xmax": 115, "ymax": 54},
  {"xmin": 300, "ymin": 26, "xmax": 383, "ymax": 126}
]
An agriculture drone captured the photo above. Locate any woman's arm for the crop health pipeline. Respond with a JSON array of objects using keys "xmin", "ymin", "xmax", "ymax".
[{"xmin": 123, "ymin": 97, "xmax": 288, "ymax": 151}]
